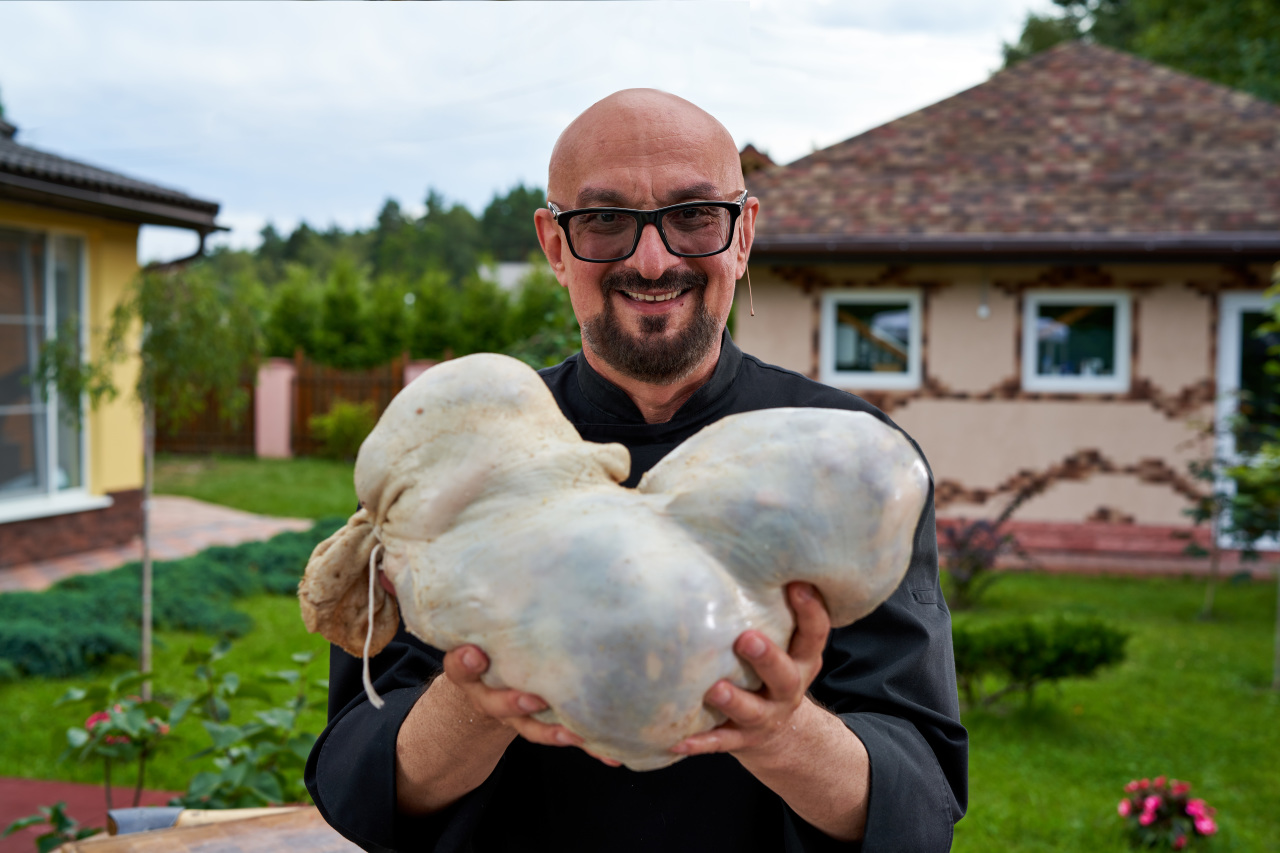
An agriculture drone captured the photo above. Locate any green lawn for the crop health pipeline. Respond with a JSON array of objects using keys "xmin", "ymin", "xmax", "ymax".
[
  {"xmin": 2, "ymin": 570, "xmax": 1276, "ymax": 850},
  {"xmin": 0, "ymin": 594, "xmax": 331, "ymax": 795},
  {"xmin": 953, "ymin": 573, "xmax": 1279, "ymax": 852},
  {"xmin": 155, "ymin": 454, "xmax": 356, "ymax": 519}
]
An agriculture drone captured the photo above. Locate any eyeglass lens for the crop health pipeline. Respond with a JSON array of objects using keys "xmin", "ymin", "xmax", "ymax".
[{"xmin": 569, "ymin": 205, "xmax": 733, "ymax": 260}]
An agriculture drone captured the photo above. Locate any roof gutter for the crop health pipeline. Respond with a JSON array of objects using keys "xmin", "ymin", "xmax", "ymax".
[
  {"xmin": 750, "ymin": 232, "xmax": 1280, "ymax": 264},
  {"xmin": 0, "ymin": 170, "xmax": 226, "ymax": 232}
]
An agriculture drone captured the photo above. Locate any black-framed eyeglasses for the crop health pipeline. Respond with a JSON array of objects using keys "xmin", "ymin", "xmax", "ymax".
[{"xmin": 549, "ymin": 190, "xmax": 748, "ymax": 263}]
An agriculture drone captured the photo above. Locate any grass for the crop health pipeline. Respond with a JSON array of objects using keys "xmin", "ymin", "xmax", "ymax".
[
  {"xmin": 1, "ymin": 567, "xmax": 1276, "ymax": 850},
  {"xmin": 953, "ymin": 572, "xmax": 1279, "ymax": 852},
  {"xmin": 0, "ymin": 593, "xmax": 331, "ymax": 795},
  {"xmin": 155, "ymin": 454, "xmax": 356, "ymax": 519}
]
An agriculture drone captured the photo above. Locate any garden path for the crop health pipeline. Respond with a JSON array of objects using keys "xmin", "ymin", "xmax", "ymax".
[{"xmin": 0, "ymin": 497, "xmax": 312, "ymax": 594}]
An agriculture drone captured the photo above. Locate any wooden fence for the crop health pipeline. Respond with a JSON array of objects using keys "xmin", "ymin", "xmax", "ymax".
[
  {"xmin": 156, "ymin": 382, "xmax": 256, "ymax": 455},
  {"xmin": 156, "ymin": 353, "xmax": 418, "ymax": 457},
  {"xmin": 291, "ymin": 352, "xmax": 408, "ymax": 456}
]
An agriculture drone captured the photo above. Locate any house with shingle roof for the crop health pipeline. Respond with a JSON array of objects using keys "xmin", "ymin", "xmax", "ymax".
[
  {"xmin": 0, "ymin": 114, "xmax": 223, "ymax": 566},
  {"xmin": 737, "ymin": 42, "xmax": 1280, "ymax": 560}
]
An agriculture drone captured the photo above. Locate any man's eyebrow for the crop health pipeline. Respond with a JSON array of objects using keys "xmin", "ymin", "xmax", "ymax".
[{"xmin": 573, "ymin": 182, "xmax": 727, "ymax": 209}]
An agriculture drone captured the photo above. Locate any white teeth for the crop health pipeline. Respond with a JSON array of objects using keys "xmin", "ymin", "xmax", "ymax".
[{"xmin": 623, "ymin": 289, "xmax": 685, "ymax": 303}]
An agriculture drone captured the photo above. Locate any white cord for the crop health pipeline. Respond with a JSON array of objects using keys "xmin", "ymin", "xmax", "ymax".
[{"xmin": 363, "ymin": 542, "xmax": 386, "ymax": 709}]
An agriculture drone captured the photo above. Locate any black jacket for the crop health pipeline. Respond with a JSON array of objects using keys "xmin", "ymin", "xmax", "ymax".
[{"xmin": 305, "ymin": 334, "xmax": 968, "ymax": 852}]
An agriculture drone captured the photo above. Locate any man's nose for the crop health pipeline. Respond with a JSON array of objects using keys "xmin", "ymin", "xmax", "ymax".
[{"xmin": 624, "ymin": 223, "xmax": 682, "ymax": 281}]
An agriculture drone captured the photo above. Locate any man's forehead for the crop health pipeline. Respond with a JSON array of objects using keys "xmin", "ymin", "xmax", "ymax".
[{"xmin": 549, "ymin": 89, "xmax": 742, "ymax": 206}]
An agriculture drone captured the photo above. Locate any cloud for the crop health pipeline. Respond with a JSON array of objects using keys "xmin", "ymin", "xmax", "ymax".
[{"xmin": 0, "ymin": 1, "xmax": 1046, "ymax": 253}]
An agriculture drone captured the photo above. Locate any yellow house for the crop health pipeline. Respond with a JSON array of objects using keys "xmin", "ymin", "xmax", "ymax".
[{"xmin": 0, "ymin": 114, "xmax": 222, "ymax": 566}]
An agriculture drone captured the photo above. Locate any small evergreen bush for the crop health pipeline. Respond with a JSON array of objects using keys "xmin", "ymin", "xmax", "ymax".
[
  {"xmin": 953, "ymin": 615, "xmax": 1128, "ymax": 710},
  {"xmin": 308, "ymin": 399, "xmax": 377, "ymax": 461},
  {"xmin": 0, "ymin": 518, "xmax": 343, "ymax": 679}
]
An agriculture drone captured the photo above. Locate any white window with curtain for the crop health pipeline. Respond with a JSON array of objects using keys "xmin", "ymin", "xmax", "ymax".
[
  {"xmin": 819, "ymin": 289, "xmax": 922, "ymax": 389},
  {"xmin": 0, "ymin": 228, "xmax": 105, "ymax": 523}
]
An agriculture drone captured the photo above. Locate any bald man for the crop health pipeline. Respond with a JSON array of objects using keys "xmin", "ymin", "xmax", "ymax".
[{"xmin": 306, "ymin": 90, "xmax": 967, "ymax": 852}]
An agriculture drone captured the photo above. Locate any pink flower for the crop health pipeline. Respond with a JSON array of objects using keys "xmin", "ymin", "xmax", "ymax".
[
  {"xmin": 1172, "ymin": 781, "xmax": 1191, "ymax": 796},
  {"xmin": 1154, "ymin": 776, "xmax": 1167, "ymax": 788},
  {"xmin": 85, "ymin": 710, "xmax": 130, "ymax": 745},
  {"xmin": 1117, "ymin": 799, "xmax": 1132, "ymax": 817},
  {"xmin": 1194, "ymin": 816, "xmax": 1217, "ymax": 835},
  {"xmin": 1125, "ymin": 780, "xmax": 1140, "ymax": 793},
  {"xmin": 1139, "ymin": 811, "xmax": 1156, "ymax": 826},
  {"xmin": 1173, "ymin": 835, "xmax": 1187, "ymax": 850},
  {"xmin": 1143, "ymin": 796, "xmax": 1161, "ymax": 813},
  {"xmin": 1138, "ymin": 778, "xmax": 1151, "ymax": 790},
  {"xmin": 1186, "ymin": 799, "xmax": 1207, "ymax": 818}
]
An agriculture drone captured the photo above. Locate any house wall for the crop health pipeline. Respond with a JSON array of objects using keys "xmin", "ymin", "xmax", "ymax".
[
  {"xmin": 0, "ymin": 201, "xmax": 143, "ymax": 497},
  {"xmin": 736, "ymin": 260, "xmax": 1272, "ymax": 533},
  {"xmin": 0, "ymin": 202, "xmax": 143, "ymax": 565}
]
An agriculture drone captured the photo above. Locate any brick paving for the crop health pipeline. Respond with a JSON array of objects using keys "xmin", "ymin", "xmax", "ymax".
[
  {"xmin": 0, "ymin": 496, "xmax": 313, "ymax": 594},
  {"xmin": 0, "ymin": 779, "xmax": 182, "ymax": 853}
]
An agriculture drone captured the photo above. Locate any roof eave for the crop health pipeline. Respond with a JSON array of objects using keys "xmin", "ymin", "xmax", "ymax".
[
  {"xmin": 0, "ymin": 172, "xmax": 226, "ymax": 233},
  {"xmin": 750, "ymin": 233, "xmax": 1280, "ymax": 265}
]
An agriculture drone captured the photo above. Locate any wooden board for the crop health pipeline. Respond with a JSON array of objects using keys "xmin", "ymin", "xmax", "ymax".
[{"xmin": 59, "ymin": 807, "xmax": 360, "ymax": 853}]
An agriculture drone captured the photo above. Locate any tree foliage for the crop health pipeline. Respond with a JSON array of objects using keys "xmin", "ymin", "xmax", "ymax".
[
  {"xmin": 199, "ymin": 182, "xmax": 579, "ymax": 370},
  {"xmin": 1002, "ymin": 0, "xmax": 1280, "ymax": 102}
]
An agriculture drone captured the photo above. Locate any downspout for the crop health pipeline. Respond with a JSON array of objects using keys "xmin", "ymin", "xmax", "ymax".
[{"xmin": 144, "ymin": 227, "xmax": 209, "ymax": 272}]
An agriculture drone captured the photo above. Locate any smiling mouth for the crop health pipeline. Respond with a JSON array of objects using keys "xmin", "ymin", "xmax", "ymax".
[{"xmin": 621, "ymin": 288, "xmax": 691, "ymax": 303}]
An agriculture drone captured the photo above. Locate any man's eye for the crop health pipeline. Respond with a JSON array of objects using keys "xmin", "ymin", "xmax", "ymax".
[
  {"xmin": 580, "ymin": 213, "xmax": 630, "ymax": 231},
  {"xmin": 667, "ymin": 207, "xmax": 717, "ymax": 228}
]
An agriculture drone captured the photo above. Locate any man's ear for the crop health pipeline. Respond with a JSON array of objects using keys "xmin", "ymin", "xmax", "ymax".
[
  {"xmin": 734, "ymin": 196, "xmax": 759, "ymax": 280},
  {"xmin": 534, "ymin": 208, "xmax": 570, "ymax": 287}
]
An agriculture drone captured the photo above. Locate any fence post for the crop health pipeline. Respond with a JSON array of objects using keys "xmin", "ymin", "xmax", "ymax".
[{"xmin": 255, "ymin": 358, "xmax": 295, "ymax": 458}]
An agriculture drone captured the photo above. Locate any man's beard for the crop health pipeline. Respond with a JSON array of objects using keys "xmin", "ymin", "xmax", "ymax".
[{"xmin": 580, "ymin": 268, "xmax": 722, "ymax": 385}]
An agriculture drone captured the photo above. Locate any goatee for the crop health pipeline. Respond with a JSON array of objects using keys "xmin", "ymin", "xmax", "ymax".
[{"xmin": 581, "ymin": 268, "xmax": 722, "ymax": 385}]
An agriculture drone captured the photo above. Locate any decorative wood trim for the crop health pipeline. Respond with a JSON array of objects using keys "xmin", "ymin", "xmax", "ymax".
[{"xmin": 934, "ymin": 449, "xmax": 1202, "ymax": 511}]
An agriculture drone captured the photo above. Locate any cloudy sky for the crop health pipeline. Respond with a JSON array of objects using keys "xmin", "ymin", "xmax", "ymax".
[{"xmin": 0, "ymin": 0, "xmax": 1054, "ymax": 262}]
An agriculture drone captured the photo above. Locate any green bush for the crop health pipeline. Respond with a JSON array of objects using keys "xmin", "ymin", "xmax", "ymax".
[
  {"xmin": 309, "ymin": 399, "xmax": 377, "ymax": 461},
  {"xmin": 0, "ymin": 519, "xmax": 343, "ymax": 679},
  {"xmin": 953, "ymin": 615, "xmax": 1128, "ymax": 710}
]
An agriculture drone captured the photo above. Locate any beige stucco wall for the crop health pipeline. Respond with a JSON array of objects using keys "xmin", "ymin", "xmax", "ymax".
[
  {"xmin": 738, "ymin": 259, "xmax": 1267, "ymax": 526},
  {"xmin": 0, "ymin": 201, "xmax": 142, "ymax": 496}
]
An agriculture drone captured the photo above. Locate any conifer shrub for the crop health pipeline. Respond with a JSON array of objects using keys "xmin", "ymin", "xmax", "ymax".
[
  {"xmin": 953, "ymin": 615, "xmax": 1128, "ymax": 710},
  {"xmin": 0, "ymin": 518, "xmax": 342, "ymax": 679}
]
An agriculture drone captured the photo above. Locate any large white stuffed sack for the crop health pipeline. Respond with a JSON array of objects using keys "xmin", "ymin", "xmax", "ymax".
[{"xmin": 299, "ymin": 353, "xmax": 929, "ymax": 770}]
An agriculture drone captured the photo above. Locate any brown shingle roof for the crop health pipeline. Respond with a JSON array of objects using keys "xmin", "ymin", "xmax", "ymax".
[
  {"xmin": 0, "ymin": 120, "xmax": 222, "ymax": 232},
  {"xmin": 750, "ymin": 42, "xmax": 1280, "ymax": 259}
]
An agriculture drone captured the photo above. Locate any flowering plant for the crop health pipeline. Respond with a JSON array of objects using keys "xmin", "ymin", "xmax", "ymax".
[{"xmin": 1118, "ymin": 777, "xmax": 1218, "ymax": 849}]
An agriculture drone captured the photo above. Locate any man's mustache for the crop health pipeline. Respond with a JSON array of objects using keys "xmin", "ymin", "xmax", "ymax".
[{"xmin": 601, "ymin": 268, "xmax": 708, "ymax": 295}]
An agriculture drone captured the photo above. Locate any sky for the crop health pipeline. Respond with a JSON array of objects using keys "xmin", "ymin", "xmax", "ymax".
[{"xmin": 0, "ymin": 0, "xmax": 1056, "ymax": 263}]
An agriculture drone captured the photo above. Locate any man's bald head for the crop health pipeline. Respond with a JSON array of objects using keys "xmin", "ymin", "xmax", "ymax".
[{"xmin": 548, "ymin": 89, "xmax": 743, "ymax": 206}]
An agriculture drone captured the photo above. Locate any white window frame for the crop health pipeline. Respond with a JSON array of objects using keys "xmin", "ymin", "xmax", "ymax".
[
  {"xmin": 1022, "ymin": 289, "xmax": 1131, "ymax": 394},
  {"xmin": 819, "ymin": 289, "xmax": 922, "ymax": 390},
  {"xmin": 1216, "ymin": 291, "xmax": 1278, "ymax": 551},
  {"xmin": 0, "ymin": 227, "xmax": 107, "ymax": 525}
]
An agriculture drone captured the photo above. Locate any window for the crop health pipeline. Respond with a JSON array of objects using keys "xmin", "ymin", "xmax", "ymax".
[
  {"xmin": 820, "ymin": 290, "xmax": 922, "ymax": 389},
  {"xmin": 1022, "ymin": 290, "xmax": 1130, "ymax": 393},
  {"xmin": 0, "ymin": 228, "xmax": 90, "ymax": 516}
]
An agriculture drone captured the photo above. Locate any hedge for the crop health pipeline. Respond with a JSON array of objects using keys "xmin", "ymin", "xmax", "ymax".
[{"xmin": 0, "ymin": 518, "xmax": 343, "ymax": 679}]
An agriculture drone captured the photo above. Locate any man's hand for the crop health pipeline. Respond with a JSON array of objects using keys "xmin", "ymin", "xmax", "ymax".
[
  {"xmin": 442, "ymin": 645, "xmax": 622, "ymax": 767},
  {"xmin": 670, "ymin": 581, "xmax": 830, "ymax": 759}
]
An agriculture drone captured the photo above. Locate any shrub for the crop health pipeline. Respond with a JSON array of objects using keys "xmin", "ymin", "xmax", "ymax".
[
  {"xmin": 953, "ymin": 615, "xmax": 1128, "ymax": 710},
  {"xmin": 0, "ymin": 519, "xmax": 343, "ymax": 679},
  {"xmin": 309, "ymin": 399, "xmax": 377, "ymax": 461}
]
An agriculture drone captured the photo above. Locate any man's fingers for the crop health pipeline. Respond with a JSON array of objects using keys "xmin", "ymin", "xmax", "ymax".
[
  {"xmin": 505, "ymin": 717, "xmax": 584, "ymax": 749},
  {"xmin": 442, "ymin": 645, "xmax": 550, "ymax": 721},
  {"xmin": 706, "ymin": 679, "xmax": 771, "ymax": 725},
  {"xmin": 735, "ymin": 632, "xmax": 802, "ymax": 700},
  {"xmin": 786, "ymin": 582, "xmax": 831, "ymax": 666},
  {"xmin": 671, "ymin": 725, "xmax": 750, "ymax": 756}
]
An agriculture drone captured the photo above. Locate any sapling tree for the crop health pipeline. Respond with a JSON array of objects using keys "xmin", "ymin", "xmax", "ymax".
[{"xmin": 36, "ymin": 264, "xmax": 262, "ymax": 697}]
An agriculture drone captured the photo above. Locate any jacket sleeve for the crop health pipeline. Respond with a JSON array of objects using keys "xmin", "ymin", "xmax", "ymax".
[
  {"xmin": 796, "ymin": 485, "xmax": 968, "ymax": 852},
  {"xmin": 305, "ymin": 626, "xmax": 504, "ymax": 852}
]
